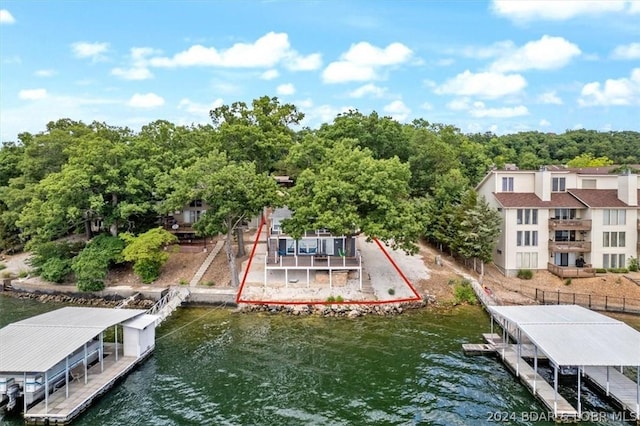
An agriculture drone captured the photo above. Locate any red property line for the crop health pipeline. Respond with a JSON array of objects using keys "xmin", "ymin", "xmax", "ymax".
[{"xmin": 236, "ymin": 219, "xmax": 422, "ymax": 305}]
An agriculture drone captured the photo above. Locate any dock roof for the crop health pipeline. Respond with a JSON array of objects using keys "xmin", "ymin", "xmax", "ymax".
[
  {"xmin": 0, "ymin": 307, "xmax": 147, "ymax": 373},
  {"xmin": 489, "ymin": 305, "xmax": 640, "ymax": 367}
]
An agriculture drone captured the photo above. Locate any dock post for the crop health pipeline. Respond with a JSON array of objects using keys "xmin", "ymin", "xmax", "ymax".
[
  {"xmin": 533, "ymin": 346, "xmax": 538, "ymax": 393},
  {"xmin": 45, "ymin": 371, "xmax": 49, "ymax": 414},
  {"xmin": 577, "ymin": 366, "xmax": 582, "ymax": 417},
  {"xmin": 606, "ymin": 366, "xmax": 610, "ymax": 396},
  {"xmin": 636, "ymin": 366, "xmax": 639, "ymax": 417},
  {"xmin": 65, "ymin": 356, "xmax": 69, "ymax": 398},
  {"xmin": 516, "ymin": 329, "xmax": 521, "ymax": 376},
  {"xmin": 553, "ymin": 365, "xmax": 558, "ymax": 418}
]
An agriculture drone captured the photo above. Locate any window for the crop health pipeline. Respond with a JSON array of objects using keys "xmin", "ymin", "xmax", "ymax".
[
  {"xmin": 552, "ymin": 177, "xmax": 566, "ymax": 192},
  {"xmin": 502, "ymin": 177, "xmax": 514, "ymax": 192},
  {"xmin": 603, "ymin": 232, "xmax": 625, "ymax": 247},
  {"xmin": 516, "ymin": 252, "xmax": 538, "ymax": 268},
  {"xmin": 603, "ymin": 254, "xmax": 625, "ymax": 269},
  {"xmin": 603, "ymin": 209, "xmax": 626, "ymax": 225},
  {"xmin": 189, "ymin": 199, "xmax": 203, "ymax": 207},
  {"xmin": 517, "ymin": 209, "xmax": 538, "ymax": 225},
  {"xmin": 189, "ymin": 210, "xmax": 205, "ymax": 224},
  {"xmin": 554, "ymin": 208, "xmax": 576, "ymax": 220},
  {"xmin": 517, "ymin": 230, "xmax": 538, "ymax": 246}
]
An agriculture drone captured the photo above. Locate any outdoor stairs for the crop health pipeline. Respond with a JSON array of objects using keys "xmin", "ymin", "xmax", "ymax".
[
  {"xmin": 624, "ymin": 275, "xmax": 640, "ymax": 287},
  {"xmin": 148, "ymin": 287, "xmax": 191, "ymax": 326},
  {"xmin": 190, "ymin": 240, "xmax": 224, "ymax": 287}
]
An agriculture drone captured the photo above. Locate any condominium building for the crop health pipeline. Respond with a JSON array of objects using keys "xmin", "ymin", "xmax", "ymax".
[{"xmin": 476, "ymin": 166, "xmax": 640, "ymax": 277}]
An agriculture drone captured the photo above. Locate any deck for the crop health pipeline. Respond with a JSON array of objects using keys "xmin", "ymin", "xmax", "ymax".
[
  {"xmin": 24, "ymin": 346, "xmax": 145, "ymax": 425},
  {"xmin": 265, "ymin": 254, "xmax": 361, "ymax": 269},
  {"xmin": 584, "ymin": 366, "xmax": 639, "ymax": 420}
]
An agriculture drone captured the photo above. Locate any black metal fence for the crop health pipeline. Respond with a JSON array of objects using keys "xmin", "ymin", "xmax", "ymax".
[{"xmin": 535, "ymin": 288, "xmax": 640, "ymax": 314}]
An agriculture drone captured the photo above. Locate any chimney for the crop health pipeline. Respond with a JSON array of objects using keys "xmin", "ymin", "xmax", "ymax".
[
  {"xmin": 535, "ymin": 167, "xmax": 551, "ymax": 202},
  {"xmin": 617, "ymin": 172, "xmax": 638, "ymax": 206}
]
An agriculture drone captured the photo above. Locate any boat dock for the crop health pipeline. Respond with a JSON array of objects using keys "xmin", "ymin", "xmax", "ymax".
[
  {"xmin": 24, "ymin": 344, "xmax": 142, "ymax": 424},
  {"xmin": 0, "ymin": 307, "xmax": 158, "ymax": 425},
  {"xmin": 464, "ymin": 305, "xmax": 640, "ymax": 424}
]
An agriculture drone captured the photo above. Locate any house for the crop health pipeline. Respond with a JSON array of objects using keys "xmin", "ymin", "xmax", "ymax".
[
  {"xmin": 476, "ymin": 165, "xmax": 640, "ymax": 277},
  {"xmin": 264, "ymin": 207, "xmax": 362, "ymax": 288},
  {"xmin": 162, "ymin": 199, "xmax": 207, "ymax": 241}
]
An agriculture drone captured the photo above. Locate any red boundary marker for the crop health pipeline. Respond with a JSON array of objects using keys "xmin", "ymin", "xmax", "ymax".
[{"xmin": 236, "ymin": 217, "xmax": 422, "ymax": 305}]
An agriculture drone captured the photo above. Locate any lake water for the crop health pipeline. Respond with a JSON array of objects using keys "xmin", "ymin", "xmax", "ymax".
[{"xmin": 0, "ymin": 295, "xmax": 636, "ymax": 425}]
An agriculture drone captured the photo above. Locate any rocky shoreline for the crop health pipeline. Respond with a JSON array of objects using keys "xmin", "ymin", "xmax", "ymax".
[
  {"xmin": 1, "ymin": 287, "xmax": 155, "ymax": 309},
  {"xmin": 236, "ymin": 296, "xmax": 437, "ymax": 317}
]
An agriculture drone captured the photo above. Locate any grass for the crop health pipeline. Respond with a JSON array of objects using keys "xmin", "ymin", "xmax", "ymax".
[
  {"xmin": 452, "ymin": 279, "xmax": 477, "ymax": 305},
  {"xmin": 17, "ymin": 270, "xmax": 28, "ymax": 278},
  {"xmin": 0, "ymin": 263, "xmax": 5, "ymax": 271},
  {"xmin": 517, "ymin": 269, "xmax": 533, "ymax": 280}
]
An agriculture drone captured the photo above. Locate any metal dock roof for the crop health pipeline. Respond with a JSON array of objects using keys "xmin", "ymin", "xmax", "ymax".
[
  {"xmin": 0, "ymin": 307, "xmax": 146, "ymax": 373},
  {"xmin": 489, "ymin": 305, "xmax": 640, "ymax": 367}
]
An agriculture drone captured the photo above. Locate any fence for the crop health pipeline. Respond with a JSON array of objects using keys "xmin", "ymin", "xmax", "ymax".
[{"xmin": 535, "ymin": 288, "xmax": 640, "ymax": 314}]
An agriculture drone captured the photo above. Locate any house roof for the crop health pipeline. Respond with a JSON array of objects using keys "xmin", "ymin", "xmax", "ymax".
[
  {"xmin": 493, "ymin": 192, "xmax": 586, "ymax": 208},
  {"xmin": 489, "ymin": 305, "xmax": 640, "ymax": 367},
  {"xmin": 568, "ymin": 189, "xmax": 631, "ymax": 208},
  {"xmin": 0, "ymin": 307, "xmax": 148, "ymax": 373}
]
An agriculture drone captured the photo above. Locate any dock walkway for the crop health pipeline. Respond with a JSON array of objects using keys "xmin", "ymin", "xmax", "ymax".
[
  {"xmin": 584, "ymin": 366, "xmax": 639, "ymax": 419},
  {"xmin": 24, "ymin": 347, "xmax": 140, "ymax": 424}
]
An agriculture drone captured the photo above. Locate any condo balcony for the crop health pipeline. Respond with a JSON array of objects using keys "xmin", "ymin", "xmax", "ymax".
[
  {"xmin": 548, "ymin": 219, "xmax": 592, "ymax": 231},
  {"xmin": 548, "ymin": 240, "xmax": 591, "ymax": 252}
]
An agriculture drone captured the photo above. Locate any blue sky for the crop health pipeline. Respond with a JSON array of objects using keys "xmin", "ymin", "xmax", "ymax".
[{"xmin": 1, "ymin": 1, "xmax": 639, "ymax": 142}]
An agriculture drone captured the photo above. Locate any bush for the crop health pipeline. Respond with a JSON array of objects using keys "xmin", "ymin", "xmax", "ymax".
[
  {"xmin": 121, "ymin": 228, "xmax": 177, "ymax": 284},
  {"xmin": 326, "ymin": 295, "xmax": 335, "ymax": 303},
  {"xmin": 335, "ymin": 295, "xmax": 344, "ymax": 303},
  {"xmin": 73, "ymin": 234, "xmax": 125, "ymax": 292},
  {"xmin": 28, "ymin": 241, "xmax": 84, "ymax": 273},
  {"xmin": 453, "ymin": 279, "xmax": 477, "ymax": 305},
  {"xmin": 40, "ymin": 257, "xmax": 72, "ymax": 283},
  {"xmin": 595, "ymin": 268, "xmax": 607, "ymax": 273},
  {"xmin": 388, "ymin": 288, "xmax": 395, "ymax": 295},
  {"xmin": 607, "ymin": 268, "xmax": 629, "ymax": 274},
  {"xmin": 0, "ymin": 263, "xmax": 5, "ymax": 270},
  {"xmin": 564, "ymin": 278, "xmax": 572, "ymax": 286},
  {"xmin": 628, "ymin": 257, "xmax": 639, "ymax": 272},
  {"xmin": 517, "ymin": 269, "xmax": 533, "ymax": 280}
]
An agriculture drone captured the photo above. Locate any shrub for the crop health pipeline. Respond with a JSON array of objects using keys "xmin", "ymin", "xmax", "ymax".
[
  {"xmin": 201, "ymin": 280, "xmax": 214, "ymax": 287},
  {"xmin": 0, "ymin": 263, "xmax": 5, "ymax": 270},
  {"xmin": 179, "ymin": 278, "xmax": 188, "ymax": 286},
  {"xmin": 453, "ymin": 279, "xmax": 477, "ymax": 305},
  {"xmin": 121, "ymin": 228, "xmax": 178, "ymax": 284},
  {"xmin": 388, "ymin": 288, "xmax": 395, "ymax": 295},
  {"xmin": 326, "ymin": 295, "xmax": 335, "ymax": 303},
  {"xmin": 607, "ymin": 268, "xmax": 628, "ymax": 274},
  {"xmin": 517, "ymin": 269, "xmax": 533, "ymax": 280},
  {"xmin": 628, "ymin": 256, "xmax": 639, "ymax": 272},
  {"xmin": 73, "ymin": 234, "xmax": 125, "ymax": 292},
  {"xmin": 40, "ymin": 257, "xmax": 72, "ymax": 283},
  {"xmin": 17, "ymin": 270, "xmax": 28, "ymax": 278},
  {"xmin": 595, "ymin": 268, "xmax": 607, "ymax": 273},
  {"xmin": 335, "ymin": 295, "xmax": 344, "ymax": 303},
  {"xmin": 564, "ymin": 278, "xmax": 572, "ymax": 286},
  {"xmin": 1, "ymin": 270, "xmax": 12, "ymax": 278}
]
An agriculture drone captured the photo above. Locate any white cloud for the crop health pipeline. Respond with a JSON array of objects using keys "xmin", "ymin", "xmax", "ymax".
[
  {"xmin": 149, "ymin": 32, "xmax": 320, "ymax": 71},
  {"xmin": 539, "ymin": 119, "xmax": 551, "ymax": 127},
  {"xmin": 322, "ymin": 41, "xmax": 412, "ymax": 83},
  {"xmin": 0, "ymin": 9, "xmax": 15, "ymax": 24},
  {"xmin": 260, "ymin": 69, "xmax": 279, "ymax": 80},
  {"xmin": 421, "ymin": 102, "xmax": 433, "ymax": 111},
  {"xmin": 71, "ymin": 42, "xmax": 110, "ymax": 62},
  {"xmin": 111, "ymin": 47, "xmax": 157, "ymax": 80},
  {"xmin": 383, "ymin": 100, "xmax": 411, "ymax": 122},
  {"xmin": 128, "ymin": 93, "xmax": 165, "ymax": 108},
  {"xmin": 177, "ymin": 98, "xmax": 224, "ymax": 116},
  {"xmin": 34, "ymin": 69, "xmax": 56, "ymax": 77},
  {"xmin": 538, "ymin": 91, "xmax": 563, "ymax": 105},
  {"xmin": 285, "ymin": 52, "xmax": 322, "ymax": 71},
  {"xmin": 19, "ymin": 88, "xmax": 47, "ymax": 100},
  {"xmin": 298, "ymin": 100, "xmax": 354, "ymax": 126},
  {"xmin": 491, "ymin": 0, "xmax": 634, "ymax": 21},
  {"xmin": 490, "ymin": 36, "xmax": 581, "ymax": 72},
  {"xmin": 348, "ymin": 83, "xmax": 387, "ymax": 98},
  {"xmin": 460, "ymin": 41, "xmax": 515, "ymax": 59},
  {"xmin": 611, "ymin": 42, "xmax": 640, "ymax": 60},
  {"xmin": 469, "ymin": 101, "xmax": 529, "ymax": 118},
  {"xmin": 111, "ymin": 67, "xmax": 153, "ymax": 80},
  {"xmin": 276, "ymin": 83, "xmax": 295, "ymax": 96},
  {"xmin": 578, "ymin": 68, "xmax": 640, "ymax": 106},
  {"xmin": 435, "ymin": 70, "xmax": 527, "ymax": 98}
]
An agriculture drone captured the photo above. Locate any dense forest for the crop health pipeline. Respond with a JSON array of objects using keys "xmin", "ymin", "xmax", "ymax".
[{"xmin": 1, "ymin": 96, "xmax": 639, "ymax": 288}]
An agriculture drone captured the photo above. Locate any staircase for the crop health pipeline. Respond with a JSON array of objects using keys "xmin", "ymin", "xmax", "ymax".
[{"xmin": 190, "ymin": 240, "xmax": 224, "ymax": 286}]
